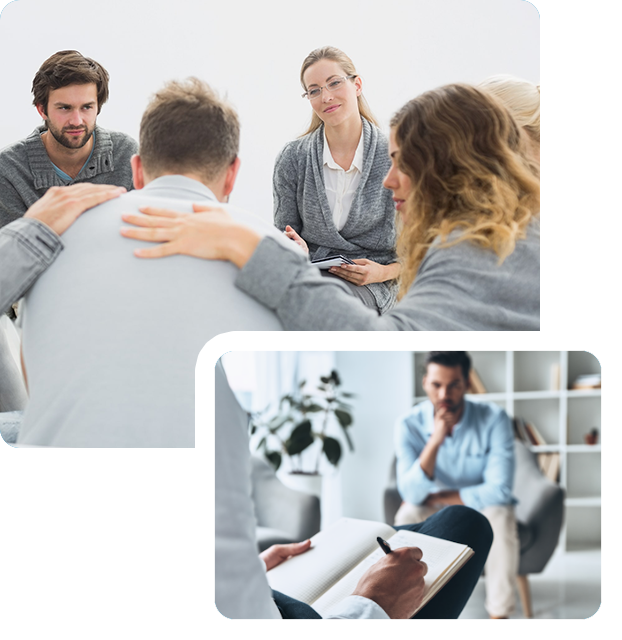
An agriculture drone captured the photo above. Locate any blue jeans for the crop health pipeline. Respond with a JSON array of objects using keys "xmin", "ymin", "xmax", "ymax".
[{"xmin": 272, "ymin": 505, "xmax": 493, "ymax": 619}]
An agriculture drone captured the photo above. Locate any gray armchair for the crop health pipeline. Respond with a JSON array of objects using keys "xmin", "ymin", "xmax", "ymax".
[
  {"xmin": 383, "ymin": 439, "xmax": 565, "ymax": 618},
  {"xmin": 250, "ymin": 455, "xmax": 321, "ymax": 553}
]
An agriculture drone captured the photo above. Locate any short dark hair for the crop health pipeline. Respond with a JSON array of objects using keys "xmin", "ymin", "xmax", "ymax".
[
  {"xmin": 32, "ymin": 50, "xmax": 110, "ymax": 115},
  {"xmin": 424, "ymin": 351, "xmax": 471, "ymax": 382},
  {"xmin": 139, "ymin": 78, "xmax": 240, "ymax": 183}
]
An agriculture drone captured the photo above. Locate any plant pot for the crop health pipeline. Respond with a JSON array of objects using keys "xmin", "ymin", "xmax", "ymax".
[{"xmin": 281, "ymin": 472, "xmax": 323, "ymax": 498}]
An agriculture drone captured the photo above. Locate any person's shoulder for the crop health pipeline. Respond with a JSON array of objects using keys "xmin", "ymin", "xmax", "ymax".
[
  {"xmin": 399, "ymin": 401, "xmax": 430, "ymax": 427},
  {"xmin": 467, "ymin": 399, "xmax": 508, "ymax": 424},
  {"xmin": 98, "ymin": 127, "xmax": 139, "ymax": 153},
  {"xmin": 276, "ymin": 131, "xmax": 316, "ymax": 162},
  {"xmin": 0, "ymin": 130, "xmax": 35, "ymax": 160}
]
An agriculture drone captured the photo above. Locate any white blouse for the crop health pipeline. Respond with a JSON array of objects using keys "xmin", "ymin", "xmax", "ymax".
[{"xmin": 322, "ymin": 129, "xmax": 364, "ymax": 231}]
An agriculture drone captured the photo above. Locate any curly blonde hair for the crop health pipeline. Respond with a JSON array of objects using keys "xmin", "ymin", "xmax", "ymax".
[{"xmin": 391, "ymin": 83, "xmax": 540, "ymax": 300}]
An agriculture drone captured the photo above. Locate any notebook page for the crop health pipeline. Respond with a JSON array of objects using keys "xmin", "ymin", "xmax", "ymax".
[
  {"xmin": 312, "ymin": 529, "xmax": 470, "ymax": 616},
  {"xmin": 266, "ymin": 518, "xmax": 395, "ymax": 604}
]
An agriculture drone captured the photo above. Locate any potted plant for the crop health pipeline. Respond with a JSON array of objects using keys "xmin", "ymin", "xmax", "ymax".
[{"xmin": 249, "ymin": 370, "xmax": 355, "ymax": 495}]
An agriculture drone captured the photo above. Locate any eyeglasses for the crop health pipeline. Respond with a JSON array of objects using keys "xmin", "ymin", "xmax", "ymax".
[{"xmin": 302, "ymin": 75, "xmax": 357, "ymax": 100}]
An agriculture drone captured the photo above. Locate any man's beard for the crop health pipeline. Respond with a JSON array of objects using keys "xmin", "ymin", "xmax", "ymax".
[{"xmin": 46, "ymin": 121, "xmax": 94, "ymax": 150}]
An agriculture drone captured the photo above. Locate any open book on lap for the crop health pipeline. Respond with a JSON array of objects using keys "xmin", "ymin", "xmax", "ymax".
[
  {"xmin": 266, "ymin": 517, "xmax": 473, "ymax": 617},
  {"xmin": 311, "ymin": 255, "xmax": 356, "ymax": 270}
]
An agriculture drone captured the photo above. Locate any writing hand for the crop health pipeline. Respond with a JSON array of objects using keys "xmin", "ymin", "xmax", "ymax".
[
  {"xmin": 283, "ymin": 225, "xmax": 309, "ymax": 254},
  {"xmin": 352, "ymin": 546, "xmax": 428, "ymax": 618},
  {"xmin": 24, "ymin": 184, "xmax": 126, "ymax": 236},
  {"xmin": 259, "ymin": 539, "xmax": 312, "ymax": 571}
]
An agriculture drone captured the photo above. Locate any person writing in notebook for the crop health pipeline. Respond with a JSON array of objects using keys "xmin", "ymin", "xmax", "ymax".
[{"xmin": 216, "ymin": 362, "xmax": 493, "ymax": 619}]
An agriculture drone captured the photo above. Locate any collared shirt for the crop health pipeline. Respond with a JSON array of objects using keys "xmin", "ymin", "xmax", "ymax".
[
  {"xmin": 394, "ymin": 399, "xmax": 517, "ymax": 511},
  {"xmin": 322, "ymin": 128, "xmax": 364, "ymax": 231},
  {"xmin": 51, "ymin": 131, "xmax": 97, "ymax": 182}
]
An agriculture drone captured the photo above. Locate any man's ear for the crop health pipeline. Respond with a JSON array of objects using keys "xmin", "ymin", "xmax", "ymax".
[
  {"xmin": 223, "ymin": 156, "xmax": 241, "ymax": 198},
  {"xmin": 35, "ymin": 103, "xmax": 47, "ymax": 120},
  {"xmin": 131, "ymin": 154, "xmax": 145, "ymax": 190}
]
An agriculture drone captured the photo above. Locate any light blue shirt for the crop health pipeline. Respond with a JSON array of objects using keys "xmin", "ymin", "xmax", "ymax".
[{"xmin": 395, "ymin": 399, "xmax": 516, "ymax": 511}]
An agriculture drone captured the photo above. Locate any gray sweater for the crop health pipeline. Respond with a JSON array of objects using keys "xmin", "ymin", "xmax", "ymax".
[
  {"xmin": 236, "ymin": 220, "xmax": 540, "ymax": 331},
  {"xmin": 0, "ymin": 125, "xmax": 137, "ymax": 227},
  {"xmin": 273, "ymin": 118, "xmax": 398, "ymax": 313}
]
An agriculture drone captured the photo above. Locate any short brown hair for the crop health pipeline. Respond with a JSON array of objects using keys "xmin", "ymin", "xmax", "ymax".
[
  {"xmin": 139, "ymin": 78, "xmax": 240, "ymax": 182},
  {"xmin": 32, "ymin": 50, "xmax": 110, "ymax": 114}
]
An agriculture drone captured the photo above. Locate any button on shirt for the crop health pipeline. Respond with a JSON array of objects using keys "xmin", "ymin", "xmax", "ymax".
[
  {"xmin": 322, "ymin": 129, "xmax": 364, "ymax": 231},
  {"xmin": 394, "ymin": 399, "xmax": 517, "ymax": 512}
]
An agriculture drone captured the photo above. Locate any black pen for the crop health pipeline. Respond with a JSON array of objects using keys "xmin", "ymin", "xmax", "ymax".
[{"xmin": 377, "ymin": 536, "xmax": 392, "ymax": 554}]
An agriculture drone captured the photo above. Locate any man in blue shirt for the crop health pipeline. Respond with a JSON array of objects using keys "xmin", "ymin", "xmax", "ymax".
[{"xmin": 394, "ymin": 351, "xmax": 520, "ymax": 619}]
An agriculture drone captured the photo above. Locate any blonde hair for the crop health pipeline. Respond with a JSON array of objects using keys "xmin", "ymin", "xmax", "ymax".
[
  {"xmin": 299, "ymin": 46, "xmax": 379, "ymax": 136},
  {"xmin": 479, "ymin": 74, "xmax": 540, "ymax": 142},
  {"xmin": 391, "ymin": 84, "xmax": 540, "ymax": 300}
]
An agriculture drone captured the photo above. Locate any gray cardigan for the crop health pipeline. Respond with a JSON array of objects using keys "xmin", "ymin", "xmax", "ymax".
[
  {"xmin": 236, "ymin": 220, "xmax": 540, "ymax": 331},
  {"xmin": 0, "ymin": 125, "xmax": 137, "ymax": 227},
  {"xmin": 273, "ymin": 118, "xmax": 398, "ymax": 313}
]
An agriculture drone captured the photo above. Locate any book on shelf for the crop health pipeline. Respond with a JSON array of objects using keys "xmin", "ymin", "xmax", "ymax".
[
  {"xmin": 468, "ymin": 368, "xmax": 487, "ymax": 394},
  {"xmin": 550, "ymin": 363, "xmax": 561, "ymax": 391},
  {"xmin": 570, "ymin": 373, "xmax": 601, "ymax": 390},
  {"xmin": 266, "ymin": 517, "xmax": 473, "ymax": 617},
  {"xmin": 536, "ymin": 452, "xmax": 560, "ymax": 482},
  {"xmin": 513, "ymin": 416, "xmax": 546, "ymax": 447},
  {"xmin": 512, "ymin": 417, "xmax": 560, "ymax": 482}
]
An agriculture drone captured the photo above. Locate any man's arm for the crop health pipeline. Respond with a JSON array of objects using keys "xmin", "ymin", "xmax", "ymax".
[
  {"xmin": 0, "ymin": 184, "xmax": 126, "ymax": 314},
  {"xmin": 459, "ymin": 411, "xmax": 515, "ymax": 511}
]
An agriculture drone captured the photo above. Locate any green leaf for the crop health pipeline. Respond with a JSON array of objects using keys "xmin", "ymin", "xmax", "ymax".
[
  {"xmin": 250, "ymin": 423, "xmax": 257, "ymax": 435},
  {"xmin": 265, "ymin": 450, "xmax": 282, "ymax": 471},
  {"xmin": 267, "ymin": 415, "xmax": 289, "ymax": 432},
  {"xmin": 257, "ymin": 436, "xmax": 267, "ymax": 451},
  {"xmin": 330, "ymin": 370, "xmax": 341, "ymax": 386},
  {"xmin": 320, "ymin": 376, "xmax": 330, "ymax": 384},
  {"xmin": 341, "ymin": 426, "xmax": 355, "ymax": 452},
  {"xmin": 304, "ymin": 403, "xmax": 324, "ymax": 413},
  {"xmin": 285, "ymin": 419, "xmax": 314, "ymax": 456},
  {"xmin": 298, "ymin": 379, "xmax": 307, "ymax": 389},
  {"xmin": 334, "ymin": 408, "xmax": 353, "ymax": 428},
  {"xmin": 340, "ymin": 391, "xmax": 357, "ymax": 399},
  {"xmin": 323, "ymin": 436, "xmax": 342, "ymax": 466}
]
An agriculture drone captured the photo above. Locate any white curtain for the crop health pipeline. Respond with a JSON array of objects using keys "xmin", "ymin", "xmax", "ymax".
[{"xmin": 221, "ymin": 351, "xmax": 342, "ymax": 527}]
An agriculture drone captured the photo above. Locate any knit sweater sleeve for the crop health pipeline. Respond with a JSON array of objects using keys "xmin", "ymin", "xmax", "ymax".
[
  {"xmin": 273, "ymin": 142, "xmax": 302, "ymax": 232},
  {"xmin": 0, "ymin": 173, "xmax": 28, "ymax": 227}
]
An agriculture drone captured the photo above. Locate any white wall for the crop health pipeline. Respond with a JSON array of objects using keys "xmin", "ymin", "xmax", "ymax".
[
  {"xmin": 0, "ymin": 0, "xmax": 539, "ymax": 223},
  {"xmin": 336, "ymin": 351, "xmax": 414, "ymax": 522}
]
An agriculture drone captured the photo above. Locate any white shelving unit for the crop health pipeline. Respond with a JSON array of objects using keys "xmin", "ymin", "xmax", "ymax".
[{"xmin": 412, "ymin": 351, "xmax": 601, "ymax": 552}]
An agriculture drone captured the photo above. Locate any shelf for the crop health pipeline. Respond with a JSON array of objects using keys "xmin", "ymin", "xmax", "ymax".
[{"xmin": 566, "ymin": 497, "xmax": 601, "ymax": 507}]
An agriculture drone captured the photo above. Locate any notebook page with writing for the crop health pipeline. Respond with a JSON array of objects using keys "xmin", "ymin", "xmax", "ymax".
[
  {"xmin": 312, "ymin": 528, "xmax": 471, "ymax": 616},
  {"xmin": 266, "ymin": 518, "xmax": 395, "ymax": 604}
]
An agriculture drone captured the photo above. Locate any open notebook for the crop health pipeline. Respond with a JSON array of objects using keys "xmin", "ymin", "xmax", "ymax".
[
  {"xmin": 266, "ymin": 517, "xmax": 473, "ymax": 617},
  {"xmin": 311, "ymin": 255, "xmax": 356, "ymax": 269}
]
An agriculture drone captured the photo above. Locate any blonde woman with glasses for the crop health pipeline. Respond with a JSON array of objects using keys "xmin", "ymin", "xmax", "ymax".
[{"xmin": 273, "ymin": 47, "xmax": 400, "ymax": 314}]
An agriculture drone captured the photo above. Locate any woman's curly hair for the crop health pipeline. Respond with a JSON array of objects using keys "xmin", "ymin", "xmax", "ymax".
[{"xmin": 391, "ymin": 83, "xmax": 540, "ymax": 300}]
